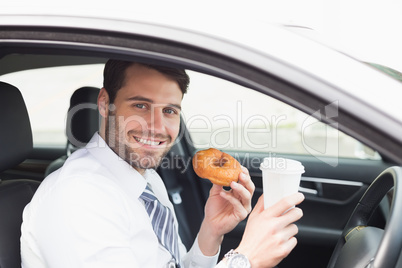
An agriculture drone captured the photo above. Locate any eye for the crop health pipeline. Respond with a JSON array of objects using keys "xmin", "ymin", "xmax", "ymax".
[
  {"xmin": 163, "ymin": 107, "xmax": 179, "ymax": 115},
  {"xmin": 134, "ymin": 103, "xmax": 147, "ymax": 109}
]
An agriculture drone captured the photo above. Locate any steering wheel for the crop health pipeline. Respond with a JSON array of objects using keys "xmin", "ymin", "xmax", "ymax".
[{"xmin": 327, "ymin": 167, "xmax": 402, "ymax": 268}]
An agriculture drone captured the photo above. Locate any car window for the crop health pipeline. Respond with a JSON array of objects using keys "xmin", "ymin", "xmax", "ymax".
[
  {"xmin": 0, "ymin": 64, "xmax": 381, "ymax": 161},
  {"xmin": 182, "ymin": 71, "xmax": 381, "ymax": 160},
  {"xmin": 0, "ymin": 64, "xmax": 104, "ymax": 146}
]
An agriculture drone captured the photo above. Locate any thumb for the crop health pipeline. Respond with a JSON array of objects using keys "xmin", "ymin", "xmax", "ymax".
[
  {"xmin": 267, "ymin": 192, "xmax": 305, "ymax": 217},
  {"xmin": 251, "ymin": 194, "xmax": 265, "ymax": 214},
  {"xmin": 210, "ymin": 183, "xmax": 223, "ymax": 196}
]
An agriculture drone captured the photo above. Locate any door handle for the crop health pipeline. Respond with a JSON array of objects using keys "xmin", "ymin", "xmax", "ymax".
[
  {"xmin": 299, "ymin": 186, "xmax": 318, "ymax": 195},
  {"xmin": 299, "ymin": 177, "xmax": 364, "ymax": 198}
]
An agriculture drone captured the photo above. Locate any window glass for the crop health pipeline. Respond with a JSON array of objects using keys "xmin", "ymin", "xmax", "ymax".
[
  {"xmin": 0, "ymin": 64, "xmax": 104, "ymax": 146},
  {"xmin": 181, "ymin": 71, "xmax": 381, "ymax": 160},
  {"xmin": 0, "ymin": 64, "xmax": 381, "ymax": 161}
]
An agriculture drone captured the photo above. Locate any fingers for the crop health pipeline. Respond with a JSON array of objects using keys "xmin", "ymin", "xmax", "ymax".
[
  {"xmin": 217, "ymin": 166, "xmax": 255, "ymax": 215},
  {"xmin": 240, "ymin": 165, "xmax": 249, "ymax": 174},
  {"xmin": 229, "ymin": 181, "xmax": 252, "ymax": 212},
  {"xmin": 278, "ymin": 236, "xmax": 298, "ymax": 259},
  {"xmin": 279, "ymin": 207, "xmax": 303, "ymax": 227},
  {"xmin": 220, "ymin": 190, "xmax": 250, "ymax": 220},
  {"xmin": 239, "ymin": 166, "xmax": 255, "ymax": 195},
  {"xmin": 229, "ymin": 166, "xmax": 255, "ymax": 213},
  {"xmin": 209, "ymin": 183, "xmax": 223, "ymax": 196},
  {"xmin": 252, "ymin": 194, "xmax": 265, "ymax": 214},
  {"xmin": 283, "ymin": 223, "xmax": 299, "ymax": 239},
  {"xmin": 250, "ymin": 196, "xmax": 303, "ymax": 229},
  {"xmin": 271, "ymin": 225, "xmax": 299, "ymax": 260},
  {"xmin": 268, "ymin": 193, "xmax": 305, "ymax": 217}
]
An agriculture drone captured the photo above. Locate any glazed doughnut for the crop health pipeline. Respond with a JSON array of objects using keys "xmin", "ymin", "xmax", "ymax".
[{"xmin": 192, "ymin": 148, "xmax": 242, "ymax": 186}]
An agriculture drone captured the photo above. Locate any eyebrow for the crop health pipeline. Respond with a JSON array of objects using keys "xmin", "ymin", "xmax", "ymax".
[{"xmin": 126, "ymin": 96, "xmax": 182, "ymax": 110}]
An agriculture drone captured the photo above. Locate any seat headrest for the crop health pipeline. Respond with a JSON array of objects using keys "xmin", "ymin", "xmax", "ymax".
[
  {"xmin": 66, "ymin": 87, "xmax": 100, "ymax": 148},
  {"xmin": 0, "ymin": 82, "xmax": 32, "ymax": 172}
]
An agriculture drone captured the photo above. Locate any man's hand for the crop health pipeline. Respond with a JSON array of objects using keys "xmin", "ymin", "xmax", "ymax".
[
  {"xmin": 235, "ymin": 193, "xmax": 305, "ymax": 268},
  {"xmin": 198, "ymin": 166, "xmax": 255, "ymax": 256}
]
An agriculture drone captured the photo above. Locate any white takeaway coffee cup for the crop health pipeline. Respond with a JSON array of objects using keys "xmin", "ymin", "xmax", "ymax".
[{"xmin": 260, "ymin": 157, "xmax": 305, "ymax": 209}]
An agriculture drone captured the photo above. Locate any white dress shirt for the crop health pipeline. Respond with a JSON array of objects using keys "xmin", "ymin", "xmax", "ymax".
[{"xmin": 21, "ymin": 133, "xmax": 220, "ymax": 268}]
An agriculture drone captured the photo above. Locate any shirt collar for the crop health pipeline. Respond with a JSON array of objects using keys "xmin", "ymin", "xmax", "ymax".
[{"xmin": 85, "ymin": 133, "xmax": 148, "ymax": 199}]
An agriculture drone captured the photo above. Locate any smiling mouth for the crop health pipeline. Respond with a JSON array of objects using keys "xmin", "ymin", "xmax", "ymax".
[{"xmin": 134, "ymin": 136, "xmax": 163, "ymax": 146}]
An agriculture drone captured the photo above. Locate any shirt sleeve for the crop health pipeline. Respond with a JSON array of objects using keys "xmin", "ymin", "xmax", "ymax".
[
  {"xmin": 182, "ymin": 235, "xmax": 220, "ymax": 268},
  {"xmin": 32, "ymin": 175, "xmax": 152, "ymax": 268}
]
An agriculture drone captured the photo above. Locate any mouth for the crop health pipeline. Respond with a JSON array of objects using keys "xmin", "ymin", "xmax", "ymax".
[{"xmin": 134, "ymin": 136, "xmax": 165, "ymax": 146}]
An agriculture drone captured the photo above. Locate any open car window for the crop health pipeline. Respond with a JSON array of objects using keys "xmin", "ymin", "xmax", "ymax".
[
  {"xmin": 0, "ymin": 63, "xmax": 381, "ymax": 161},
  {"xmin": 182, "ymin": 71, "xmax": 381, "ymax": 160}
]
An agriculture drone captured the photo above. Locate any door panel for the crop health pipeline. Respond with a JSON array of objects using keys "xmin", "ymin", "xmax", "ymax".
[
  {"xmin": 179, "ymin": 70, "xmax": 393, "ymax": 266},
  {"xmin": 228, "ymin": 152, "xmax": 390, "ymax": 267},
  {"xmin": 186, "ymin": 146, "xmax": 392, "ymax": 266}
]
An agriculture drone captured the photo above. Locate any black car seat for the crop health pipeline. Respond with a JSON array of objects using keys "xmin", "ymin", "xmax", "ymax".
[
  {"xmin": 44, "ymin": 87, "xmax": 100, "ymax": 176},
  {"xmin": 0, "ymin": 82, "xmax": 40, "ymax": 268}
]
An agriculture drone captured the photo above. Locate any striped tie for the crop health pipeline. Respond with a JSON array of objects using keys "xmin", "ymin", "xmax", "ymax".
[{"xmin": 140, "ymin": 185, "xmax": 181, "ymax": 267}]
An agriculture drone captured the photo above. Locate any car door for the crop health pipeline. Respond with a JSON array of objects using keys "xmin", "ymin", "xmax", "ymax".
[
  {"xmin": 1, "ymin": 24, "xmax": 399, "ymax": 268},
  {"xmin": 178, "ymin": 70, "xmax": 393, "ymax": 267}
]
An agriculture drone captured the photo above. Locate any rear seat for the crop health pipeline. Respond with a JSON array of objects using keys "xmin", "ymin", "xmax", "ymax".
[{"xmin": 45, "ymin": 87, "xmax": 100, "ymax": 176}]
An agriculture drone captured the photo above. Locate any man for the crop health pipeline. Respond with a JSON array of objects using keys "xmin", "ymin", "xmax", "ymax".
[{"xmin": 21, "ymin": 60, "xmax": 304, "ymax": 268}]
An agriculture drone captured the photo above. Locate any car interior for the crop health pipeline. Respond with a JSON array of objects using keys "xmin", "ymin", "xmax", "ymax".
[
  {"xmin": 44, "ymin": 86, "xmax": 101, "ymax": 177},
  {"xmin": 0, "ymin": 81, "xmax": 40, "ymax": 268},
  {"xmin": 0, "ymin": 37, "xmax": 400, "ymax": 267}
]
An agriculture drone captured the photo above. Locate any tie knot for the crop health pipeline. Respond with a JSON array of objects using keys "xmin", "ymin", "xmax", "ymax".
[{"xmin": 140, "ymin": 185, "xmax": 157, "ymax": 203}]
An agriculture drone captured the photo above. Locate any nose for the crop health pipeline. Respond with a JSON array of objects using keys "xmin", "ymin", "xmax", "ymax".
[{"xmin": 149, "ymin": 106, "xmax": 164, "ymax": 134}]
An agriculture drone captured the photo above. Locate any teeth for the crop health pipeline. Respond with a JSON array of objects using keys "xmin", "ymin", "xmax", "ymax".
[{"xmin": 135, "ymin": 137, "xmax": 161, "ymax": 146}]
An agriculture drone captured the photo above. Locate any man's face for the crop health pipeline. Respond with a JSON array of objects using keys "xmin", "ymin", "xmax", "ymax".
[{"xmin": 103, "ymin": 64, "xmax": 182, "ymax": 173}]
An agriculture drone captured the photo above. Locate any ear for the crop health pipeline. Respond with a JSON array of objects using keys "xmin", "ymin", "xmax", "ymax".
[{"xmin": 98, "ymin": 87, "xmax": 109, "ymax": 118}]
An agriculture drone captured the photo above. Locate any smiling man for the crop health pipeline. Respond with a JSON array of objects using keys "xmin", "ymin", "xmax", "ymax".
[
  {"xmin": 100, "ymin": 62, "xmax": 183, "ymax": 172},
  {"xmin": 20, "ymin": 60, "xmax": 303, "ymax": 268}
]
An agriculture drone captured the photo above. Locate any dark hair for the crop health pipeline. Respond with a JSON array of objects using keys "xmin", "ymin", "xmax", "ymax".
[{"xmin": 103, "ymin": 59, "xmax": 189, "ymax": 103}]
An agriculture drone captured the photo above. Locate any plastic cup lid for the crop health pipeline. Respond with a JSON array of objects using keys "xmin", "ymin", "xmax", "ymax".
[{"xmin": 260, "ymin": 157, "xmax": 305, "ymax": 174}]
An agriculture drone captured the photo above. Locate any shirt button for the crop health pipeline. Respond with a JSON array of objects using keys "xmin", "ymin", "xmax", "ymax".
[{"xmin": 191, "ymin": 261, "xmax": 197, "ymax": 266}]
